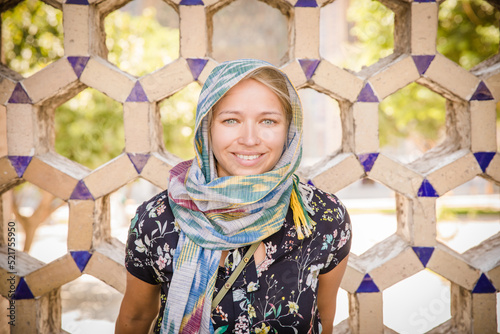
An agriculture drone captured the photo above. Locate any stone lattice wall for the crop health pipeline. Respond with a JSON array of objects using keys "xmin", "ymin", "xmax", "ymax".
[{"xmin": 0, "ymin": 0, "xmax": 499, "ymax": 333}]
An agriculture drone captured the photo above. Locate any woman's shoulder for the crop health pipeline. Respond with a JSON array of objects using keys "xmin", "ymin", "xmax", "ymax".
[
  {"xmin": 298, "ymin": 181, "xmax": 350, "ymax": 233},
  {"xmin": 299, "ymin": 181, "xmax": 347, "ymax": 217}
]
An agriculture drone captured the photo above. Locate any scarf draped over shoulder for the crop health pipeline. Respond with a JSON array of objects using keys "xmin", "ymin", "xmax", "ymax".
[{"xmin": 162, "ymin": 59, "xmax": 312, "ymax": 334}]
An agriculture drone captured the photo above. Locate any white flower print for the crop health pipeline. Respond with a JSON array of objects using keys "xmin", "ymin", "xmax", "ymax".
[
  {"xmin": 287, "ymin": 301, "xmax": 299, "ymax": 314},
  {"xmin": 247, "ymin": 281, "xmax": 259, "ymax": 292},
  {"xmin": 233, "ymin": 288, "xmax": 245, "ymax": 302},
  {"xmin": 134, "ymin": 238, "xmax": 146, "ymax": 253},
  {"xmin": 306, "ymin": 264, "xmax": 324, "ymax": 291},
  {"xmin": 156, "ymin": 255, "xmax": 169, "ymax": 270}
]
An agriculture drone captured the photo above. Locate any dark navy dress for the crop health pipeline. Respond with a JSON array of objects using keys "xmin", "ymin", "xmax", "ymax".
[{"xmin": 125, "ymin": 182, "xmax": 351, "ymax": 333}]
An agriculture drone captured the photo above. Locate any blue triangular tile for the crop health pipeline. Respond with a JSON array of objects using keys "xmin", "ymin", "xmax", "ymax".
[
  {"xmin": 70, "ymin": 251, "xmax": 92, "ymax": 272},
  {"xmin": 358, "ymin": 153, "xmax": 379, "ymax": 172},
  {"xmin": 412, "ymin": 247, "xmax": 434, "ymax": 267},
  {"xmin": 65, "ymin": 0, "xmax": 89, "ymax": 4},
  {"xmin": 8, "ymin": 83, "xmax": 32, "ymax": 104},
  {"xmin": 470, "ymin": 81, "xmax": 494, "ymax": 101},
  {"xmin": 186, "ymin": 58, "xmax": 209, "ymax": 81},
  {"xmin": 68, "ymin": 56, "xmax": 90, "ymax": 78},
  {"xmin": 356, "ymin": 274, "xmax": 380, "ymax": 293},
  {"xmin": 417, "ymin": 179, "xmax": 439, "ymax": 197},
  {"xmin": 307, "ymin": 179, "xmax": 315, "ymax": 187},
  {"xmin": 472, "ymin": 273, "xmax": 496, "ymax": 293},
  {"xmin": 127, "ymin": 153, "xmax": 150, "ymax": 174},
  {"xmin": 8, "ymin": 156, "xmax": 32, "ymax": 177},
  {"xmin": 357, "ymin": 83, "xmax": 378, "ymax": 102},
  {"xmin": 295, "ymin": 0, "xmax": 318, "ymax": 7},
  {"xmin": 412, "ymin": 55, "xmax": 435, "ymax": 75},
  {"xmin": 14, "ymin": 277, "xmax": 34, "ymax": 300},
  {"xmin": 179, "ymin": 0, "xmax": 203, "ymax": 5},
  {"xmin": 298, "ymin": 59, "xmax": 320, "ymax": 80},
  {"xmin": 474, "ymin": 152, "xmax": 495, "ymax": 173},
  {"xmin": 126, "ymin": 81, "xmax": 148, "ymax": 102},
  {"xmin": 70, "ymin": 180, "xmax": 94, "ymax": 200}
]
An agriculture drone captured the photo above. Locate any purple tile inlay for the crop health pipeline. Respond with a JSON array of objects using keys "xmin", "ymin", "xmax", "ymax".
[
  {"xmin": 357, "ymin": 83, "xmax": 378, "ymax": 102},
  {"xmin": 472, "ymin": 273, "xmax": 496, "ymax": 293},
  {"xmin": 417, "ymin": 179, "xmax": 439, "ymax": 197},
  {"xmin": 179, "ymin": 0, "xmax": 203, "ymax": 5},
  {"xmin": 126, "ymin": 81, "xmax": 149, "ymax": 102},
  {"xmin": 70, "ymin": 180, "xmax": 94, "ymax": 200},
  {"xmin": 8, "ymin": 156, "xmax": 33, "ymax": 177},
  {"xmin": 70, "ymin": 251, "xmax": 92, "ymax": 272},
  {"xmin": 65, "ymin": 0, "xmax": 89, "ymax": 4},
  {"xmin": 356, "ymin": 274, "xmax": 380, "ymax": 293},
  {"xmin": 412, "ymin": 247, "xmax": 434, "ymax": 267},
  {"xmin": 298, "ymin": 59, "xmax": 320, "ymax": 81},
  {"xmin": 358, "ymin": 153, "xmax": 379, "ymax": 172},
  {"xmin": 7, "ymin": 83, "xmax": 31, "ymax": 104},
  {"xmin": 474, "ymin": 152, "xmax": 495, "ymax": 173},
  {"xmin": 68, "ymin": 56, "xmax": 90, "ymax": 78},
  {"xmin": 307, "ymin": 179, "xmax": 315, "ymax": 187},
  {"xmin": 127, "ymin": 153, "xmax": 150, "ymax": 174},
  {"xmin": 295, "ymin": 0, "xmax": 318, "ymax": 7},
  {"xmin": 470, "ymin": 81, "xmax": 494, "ymax": 101},
  {"xmin": 14, "ymin": 277, "xmax": 34, "ymax": 300},
  {"xmin": 186, "ymin": 58, "xmax": 209, "ymax": 81},
  {"xmin": 412, "ymin": 55, "xmax": 435, "ymax": 75}
]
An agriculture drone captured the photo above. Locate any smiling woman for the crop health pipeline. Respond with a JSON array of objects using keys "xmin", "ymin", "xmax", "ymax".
[{"xmin": 115, "ymin": 59, "xmax": 351, "ymax": 334}]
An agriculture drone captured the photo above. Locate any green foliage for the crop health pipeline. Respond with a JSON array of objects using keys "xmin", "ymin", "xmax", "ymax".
[
  {"xmin": 104, "ymin": 7, "xmax": 179, "ymax": 77},
  {"xmin": 438, "ymin": 0, "xmax": 500, "ymax": 70},
  {"xmin": 3, "ymin": 3, "xmax": 197, "ymax": 169},
  {"xmin": 159, "ymin": 82, "xmax": 200, "ymax": 160},
  {"xmin": 2, "ymin": 0, "xmax": 63, "ymax": 76},
  {"xmin": 345, "ymin": 0, "xmax": 394, "ymax": 72},
  {"xmin": 55, "ymin": 89, "xmax": 124, "ymax": 169}
]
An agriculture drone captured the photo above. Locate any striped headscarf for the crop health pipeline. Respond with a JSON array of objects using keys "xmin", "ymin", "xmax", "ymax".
[{"xmin": 162, "ymin": 59, "xmax": 313, "ymax": 333}]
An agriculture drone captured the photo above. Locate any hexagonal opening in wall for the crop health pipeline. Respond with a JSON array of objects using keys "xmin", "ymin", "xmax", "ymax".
[
  {"xmin": 159, "ymin": 82, "xmax": 201, "ymax": 160},
  {"xmin": 438, "ymin": 0, "xmax": 499, "ymax": 70},
  {"xmin": 110, "ymin": 178, "xmax": 162, "ymax": 244},
  {"xmin": 335, "ymin": 178, "xmax": 397, "ymax": 256},
  {"xmin": 211, "ymin": 0, "xmax": 288, "ymax": 66},
  {"xmin": 55, "ymin": 88, "xmax": 124, "ymax": 170},
  {"xmin": 1, "ymin": 0, "xmax": 63, "ymax": 77},
  {"xmin": 379, "ymin": 82, "xmax": 446, "ymax": 164},
  {"xmin": 104, "ymin": 0, "xmax": 179, "ymax": 77},
  {"xmin": 299, "ymin": 88, "xmax": 342, "ymax": 168},
  {"xmin": 383, "ymin": 269, "xmax": 451, "ymax": 333},
  {"xmin": 61, "ymin": 274, "xmax": 122, "ymax": 333},
  {"xmin": 320, "ymin": 0, "xmax": 394, "ymax": 72},
  {"xmin": 436, "ymin": 176, "xmax": 500, "ymax": 254},
  {"xmin": 12, "ymin": 182, "xmax": 68, "ymax": 264}
]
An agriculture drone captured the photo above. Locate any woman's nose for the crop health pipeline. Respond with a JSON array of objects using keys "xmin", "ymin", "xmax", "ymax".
[{"xmin": 238, "ymin": 122, "xmax": 261, "ymax": 146}]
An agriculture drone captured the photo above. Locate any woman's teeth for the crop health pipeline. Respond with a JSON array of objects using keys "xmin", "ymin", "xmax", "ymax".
[{"xmin": 236, "ymin": 154, "xmax": 260, "ymax": 160}]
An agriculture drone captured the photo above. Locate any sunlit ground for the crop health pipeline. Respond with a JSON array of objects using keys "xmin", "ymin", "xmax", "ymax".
[{"xmin": 16, "ymin": 183, "xmax": 500, "ymax": 334}]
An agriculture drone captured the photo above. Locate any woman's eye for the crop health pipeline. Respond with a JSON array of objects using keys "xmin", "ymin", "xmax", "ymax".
[
  {"xmin": 262, "ymin": 119, "xmax": 276, "ymax": 125},
  {"xmin": 223, "ymin": 119, "xmax": 237, "ymax": 125}
]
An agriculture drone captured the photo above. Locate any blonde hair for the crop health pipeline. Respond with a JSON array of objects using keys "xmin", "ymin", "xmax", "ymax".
[{"xmin": 208, "ymin": 67, "xmax": 293, "ymax": 129}]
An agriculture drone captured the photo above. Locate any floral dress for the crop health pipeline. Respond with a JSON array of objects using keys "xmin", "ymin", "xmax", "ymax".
[{"xmin": 125, "ymin": 182, "xmax": 351, "ymax": 333}]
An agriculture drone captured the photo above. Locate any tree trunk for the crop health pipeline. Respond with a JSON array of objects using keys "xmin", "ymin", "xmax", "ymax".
[{"xmin": 11, "ymin": 188, "xmax": 64, "ymax": 253}]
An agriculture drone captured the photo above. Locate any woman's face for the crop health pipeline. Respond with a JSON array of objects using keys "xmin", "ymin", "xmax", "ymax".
[{"xmin": 210, "ymin": 78, "xmax": 288, "ymax": 177}]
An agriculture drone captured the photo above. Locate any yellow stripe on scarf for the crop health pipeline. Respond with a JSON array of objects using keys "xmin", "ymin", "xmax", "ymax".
[{"xmin": 290, "ymin": 177, "xmax": 316, "ymax": 240}]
